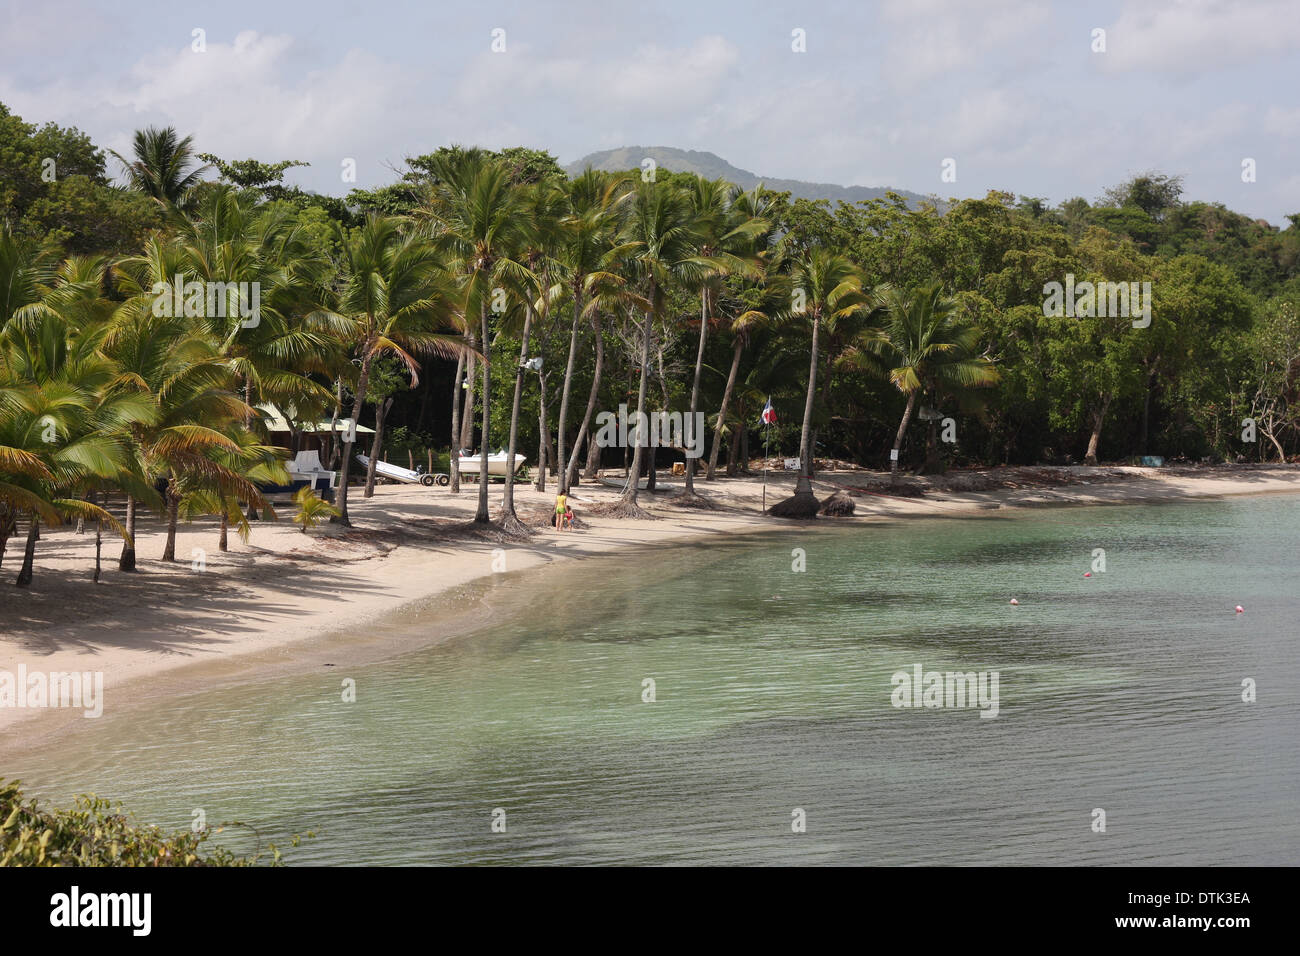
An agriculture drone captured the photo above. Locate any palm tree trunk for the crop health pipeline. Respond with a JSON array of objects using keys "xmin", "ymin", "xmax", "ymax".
[
  {"xmin": 15, "ymin": 513, "xmax": 39, "ymax": 587},
  {"xmin": 685, "ymin": 287, "xmax": 709, "ymax": 494},
  {"xmin": 449, "ymin": 352, "xmax": 465, "ymax": 492},
  {"xmin": 891, "ymin": 391, "xmax": 918, "ymax": 478},
  {"xmin": 337, "ymin": 348, "xmax": 376, "ymax": 526},
  {"xmin": 583, "ymin": 424, "xmax": 602, "ymax": 478},
  {"xmin": 364, "ymin": 396, "xmax": 394, "ymax": 498},
  {"xmin": 94, "ymin": 515, "xmax": 103, "ymax": 583},
  {"xmin": 475, "ymin": 300, "xmax": 491, "ymax": 523},
  {"xmin": 620, "ymin": 295, "xmax": 656, "ymax": 508},
  {"xmin": 219, "ymin": 512, "xmax": 229, "ymax": 552},
  {"xmin": 0, "ymin": 504, "xmax": 13, "ymax": 569},
  {"xmin": 460, "ymin": 343, "xmax": 477, "ymax": 451},
  {"xmin": 793, "ymin": 313, "xmax": 821, "ymax": 497},
  {"xmin": 161, "ymin": 479, "xmax": 180, "ymax": 562},
  {"xmin": 119, "ymin": 495, "xmax": 137, "ymax": 571},
  {"xmin": 564, "ymin": 310, "xmax": 605, "ymax": 490},
  {"xmin": 502, "ymin": 305, "xmax": 534, "ymax": 521},
  {"xmin": 534, "ymin": 370, "xmax": 550, "ymax": 493},
  {"xmin": 706, "ymin": 335, "xmax": 744, "ymax": 480},
  {"xmin": 556, "ymin": 288, "xmax": 584, "ymax": 494}
]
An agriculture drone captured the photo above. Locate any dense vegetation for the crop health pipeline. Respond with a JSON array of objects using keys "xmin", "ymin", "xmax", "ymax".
[{"xmin": 3, "ymin": 99, "xmax": 1300, "ymax": 572}]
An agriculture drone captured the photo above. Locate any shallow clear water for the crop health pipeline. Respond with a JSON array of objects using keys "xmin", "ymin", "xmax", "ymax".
[{"xmin": 8, "ymin": 497, "xmax": 1300, "ymax": 865}]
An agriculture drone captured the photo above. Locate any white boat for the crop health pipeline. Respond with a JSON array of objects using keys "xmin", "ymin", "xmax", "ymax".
[
  {"xmin": 455, "ymin": 449, "xmax": 526, "ymax": 477},
  {"xmin": 356, "ymin": 454, "xmax": 447, "ymax": 487},
  {"xmin": 287, "ymin": 449, "xmax": 337, "ymax": 492}
]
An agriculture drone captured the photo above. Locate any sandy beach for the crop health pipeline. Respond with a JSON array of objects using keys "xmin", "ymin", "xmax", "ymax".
[{"xmin": 3, "ymin": 462, "xmax": 1299, "ymax": 752}]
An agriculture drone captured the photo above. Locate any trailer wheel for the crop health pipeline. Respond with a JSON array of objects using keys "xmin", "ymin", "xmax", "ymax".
[
  {"xmin": 420, "ymin": 474, "xmax": 435, "ymax": 487},
  {"xmin": 436, "ymin": 474, "xmax": 450, "ymax": 486}
]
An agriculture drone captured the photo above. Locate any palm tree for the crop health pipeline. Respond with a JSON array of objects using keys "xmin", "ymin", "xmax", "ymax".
[
  {"xmin": 318, "ymin": 215, "xmax": 462, "ymax": 527},
  {"xmin": 555, "ymin": 168, "xmax": 633, "ymax": 493},
  {"xmin": 768, "ymin": 249, "xmax": 873, "ymax": 517},
  {"xmin": 498, "ymin": 181, "xmax": 565, "ymax": 527},
  {"xmin": 612, "ymin": 181, "xmax": 709, "ymax": 515},
  {"xmin": 1, "ymin": 259, "xmax": 141, "ymax": 583},
  {"xmin": 705, "ymin": 251, "xmax": 791, "ymax": 479},
  {"xmin": 423, "ymin": 156, "xmax": 528, "ymax": 522},
  {"xmin": 873, "ymin": 283, "xmax": 999, "ymax": 478},
  {"xmin": 681, "ymin": 180, "xmax": 766, "ymax": 496},
  {"xmin": 111, "ymin": 126, "xmax": 211, "ymax": 207},
  {"xmin": 106, "ymin": 242, "xmax": 283, "ymax": 561}
]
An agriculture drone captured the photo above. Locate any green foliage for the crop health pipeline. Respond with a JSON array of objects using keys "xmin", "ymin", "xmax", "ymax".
[
  {"xmin": 292, "ymin": 484, "xmax": 340, "ymax": 533},
  {"xmin": 1, "ymin": 778, "xmax": 310, "ymax": 866}
]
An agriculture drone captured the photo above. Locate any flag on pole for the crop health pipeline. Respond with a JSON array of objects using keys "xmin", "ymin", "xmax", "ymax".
[{"xmin": 760, "ymin": 397, "xmax": 777, "ymax": 425}]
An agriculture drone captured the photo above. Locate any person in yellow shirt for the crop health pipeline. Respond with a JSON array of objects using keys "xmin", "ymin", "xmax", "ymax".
[{"xmin": 554, "ymin": 493, "xmax": 567, "ymax": 532}]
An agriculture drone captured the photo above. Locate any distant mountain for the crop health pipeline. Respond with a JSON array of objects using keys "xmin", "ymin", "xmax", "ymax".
[{"xmin": 565, "ymin": 146, "xmax": 933, "ymax": 208}]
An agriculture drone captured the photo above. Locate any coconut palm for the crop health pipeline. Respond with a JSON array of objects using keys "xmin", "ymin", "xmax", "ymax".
[
  {"xmin": 872, "ymin": 282, "xmax": 999, "ymax": 477},
  {"xmin": 316, "ymin": 215, "xmax": 463, "ymax": 526},
  {"xmin": 705, "ymin": 251, "xmax": 792, "ymax": 479},
  {"xmin": 498, "ymin": 181, "xmax": 565, "ymax": 527},
  {"xmin": 422, "ymin": 156, "xmax": 529, "ymax": 522},
  {"xmin": 1, "ymin": 261, "xmax": 142, "ymax": 583},
  {"xmin": 681, "ymin": 179, "xmax": 767, "ymax": 495},
  {"xmin": 555, "ymin": 168, "xmax": 634, "ymax": 493},
  {"xmin": 768, "ymin": 249, "xmax": 874, "ymax": 517},
  {"xmin": 111, "ymin": 126, "xmax": 211, "ymax": 207},
  {"xmin": 612, "ymin": 181, "xmax": 711, "ymax": 514}
]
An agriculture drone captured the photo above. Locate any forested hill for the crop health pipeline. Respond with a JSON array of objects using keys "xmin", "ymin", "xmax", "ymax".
[{"xmin": 566, "ymin": 146, "xmax": 933, "ymax": 208}]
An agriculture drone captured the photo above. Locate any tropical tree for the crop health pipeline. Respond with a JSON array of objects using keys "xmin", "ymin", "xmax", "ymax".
[
  {"xmin": 612, "ymin": 181, "xmax": 709, "ymax": 514},
  {"xmin": 498, "ymin": 181, "xmax": 565, "ymax": 527},
  {"xmin": 681, "ymin": 179, "xmax": 766, "ymax": 495},
  {"xmin": 318, "ymin": 215, "xmax": 462, "ymax": 526},
  {"xmin": 111, "ymin": 126, "xmax": 211, "ymax": 208},
  {"xmin": 704, "ymin": 251, "xmax": 791, "ymax": 479},
  {"xmin": 423, "ymin": 155, "xmax": 528, "ymax": 522},
  {"xmin": 874, "ymin": 282, "xmax": 999, "ymax": 476},
  {"xmin": 769, "ymin": 249, "xmax": 874, "ymax": 516},
  {"xmin": 555, "ymin": 168, "xmax": 633, "ymax": 493},
  {"xmin": 1, "ymin": 257, "xmax": 140, "ymax": 583}
]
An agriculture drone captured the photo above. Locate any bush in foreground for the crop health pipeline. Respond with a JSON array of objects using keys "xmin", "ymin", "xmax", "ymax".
[{"xmin": 1, "ymin": 779, "xmax": 308, "ymax": 866}]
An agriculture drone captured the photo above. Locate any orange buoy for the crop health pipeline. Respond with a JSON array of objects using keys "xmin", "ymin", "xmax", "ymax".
[{"xmin": 1235, "ymin": 605, "xmax": 1244, "ymax": 613}]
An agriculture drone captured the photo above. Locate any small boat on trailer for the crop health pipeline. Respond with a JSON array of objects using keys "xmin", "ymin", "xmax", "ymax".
[{"xmin": 357, "ymin": 454, "xmax": 448, "ymax": 487}]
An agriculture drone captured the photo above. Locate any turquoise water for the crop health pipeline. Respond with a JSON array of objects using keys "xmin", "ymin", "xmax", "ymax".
[{"xmin": 8, "ymin": 497, "xmax": 1299, "ymax": 865}]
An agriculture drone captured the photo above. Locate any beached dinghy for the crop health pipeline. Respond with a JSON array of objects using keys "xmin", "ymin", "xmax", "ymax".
[
  {"xmin": 456, "ymin": 449, "xmax": 527, "ymax": 477},
  {"xmin": 357, "ymin": 454, "xmax": 447, "ymax": 486}
]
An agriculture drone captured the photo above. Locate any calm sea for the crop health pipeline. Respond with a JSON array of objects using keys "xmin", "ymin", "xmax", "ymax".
[{"xmin": 7, "ymin": 496, "xmax": 1298, "ymax": 865}]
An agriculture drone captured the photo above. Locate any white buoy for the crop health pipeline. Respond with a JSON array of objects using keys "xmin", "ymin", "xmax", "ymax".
[{"xmin": 1010, "ymin": 598, "xmax": 1020, "ymax": 606}]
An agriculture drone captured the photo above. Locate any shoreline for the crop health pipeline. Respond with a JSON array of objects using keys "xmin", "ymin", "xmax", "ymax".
[{"xmin": 4, "ymin": 464, "xmax": 1300, "ymax": 762}]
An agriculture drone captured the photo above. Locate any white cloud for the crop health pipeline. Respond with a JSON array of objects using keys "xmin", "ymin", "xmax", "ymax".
[
  {"xmin": 878, "ymin": 0, "xmax": 1051, "ymax": 89},
  {"xmin": 1101, "ymin": 0, "xmax": 1300, "ymax": 73}
]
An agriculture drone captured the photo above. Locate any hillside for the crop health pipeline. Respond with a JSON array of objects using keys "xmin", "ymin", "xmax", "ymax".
[{"xmin": 565, "ymin": 146, "xmax": 933, "ymax": 207}]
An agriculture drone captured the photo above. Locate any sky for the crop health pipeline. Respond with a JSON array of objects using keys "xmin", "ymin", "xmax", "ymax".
[{"xmin": 2, "ymin": 0, "xmax": 1298, "ymax": 223}]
